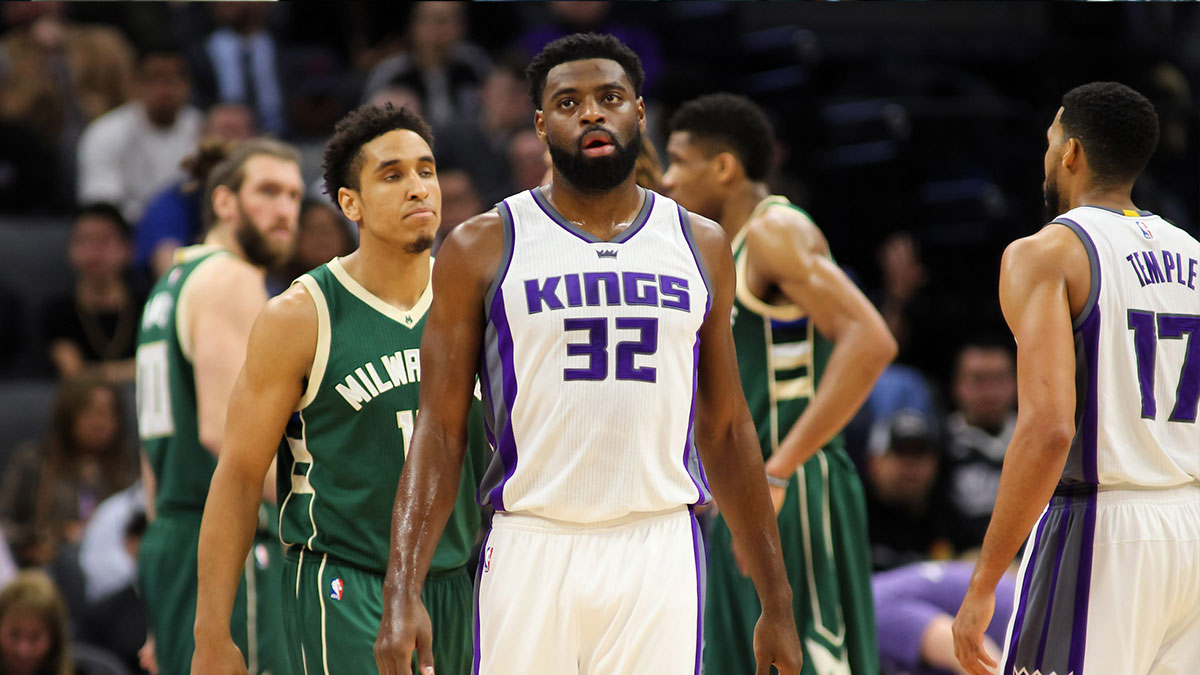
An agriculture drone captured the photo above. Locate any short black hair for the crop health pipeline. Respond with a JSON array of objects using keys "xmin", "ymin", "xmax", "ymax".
[
  {"xmin": 526, "ymin": 33, "xmax": 644, "ymax": 110},
  {"xmin": 322, "ymin": 103, "xmax": 435, "ymax": 198},
  {"xmin": 668, "ymin": 93, "xmax": 776, "ymax": 182},
  {"xmin": 74, "ymin": 203, "xmax": 131, "ymax": 240},
  {"xmin": 1060, "ymin": 81, "xmax": 1159, "ymax": 186}
]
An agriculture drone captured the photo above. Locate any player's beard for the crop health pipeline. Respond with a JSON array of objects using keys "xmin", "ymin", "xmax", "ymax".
[
  {"xmin": 1043, "ymin": 174, "xmax": 1064, "ymax": 224},
  {"xmin": 235, "ymin": 205, "xmax": 289, "ymax": 268},
  {"xmin": 404, "ymin": 232, "xmax": 434, "ymax": 255},
  {"xmin": 548, "ymin": 125, "xmax": 641, "ymax": 194}
]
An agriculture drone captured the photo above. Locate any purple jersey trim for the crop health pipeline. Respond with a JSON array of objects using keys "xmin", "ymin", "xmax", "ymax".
[
  {"xmin": 1053, "ymin": 218, "xmax": 1101, "ymax": 332},
  {"xmin": 683, "ymin": 331, "xmax": 712, "ymax": 505},
  {"xmin": 530, "ymin": 186, "xmax": 656, "ymax": 245},
  {"xmin": 1034, "ymin": 505, "xmax": 1073, "ymax": 665},
  {"xmin": 485, "ymin": 289, "xmax": 520, "ymax": 511},
  {"xmin": 677, "ymin": 205, "xmax": 713, "ymax": 320}
]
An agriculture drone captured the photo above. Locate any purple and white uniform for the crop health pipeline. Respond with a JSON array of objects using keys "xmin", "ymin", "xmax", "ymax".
[
  {"xmin": 473, "ymin": 186, "xmax": 712, "ymax": 675},
  {"xmin": 1003, "ymin": 205, "xmax": 1200, "ymax": 675}
]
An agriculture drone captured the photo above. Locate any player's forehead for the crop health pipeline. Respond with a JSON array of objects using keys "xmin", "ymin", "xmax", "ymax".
[
  {"xmin": 1047, "ymin": 106, "xmax": 1065, "ymax": 139},
  {"xmin": 242, "ymin": 154, "xmax": 303, "ymax": 188},
  {"xmin": 360, "ymin": 129, "xmax": 434, "ymax": 168},
  {"xmin": 544, "ymin": 59, "xmax": 633, "ymax": 100},
  {"xmin": 667, "ymin": 131, "xmax": 701, "ymax": 156}
]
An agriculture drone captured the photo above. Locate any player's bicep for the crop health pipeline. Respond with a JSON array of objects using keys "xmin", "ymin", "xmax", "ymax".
[
  {"xmin": 693, "ymin": 217, "xmax": 752, "ymax": 438},
  {"xmin": 777, "ymin": 255, "xmax": 883, "ymax": 342},
  {"xmin": 416, "ymin": 229, "xmax": 492, "ymax": 439},
  {"xmin": 999, "ymin": 238, "xmax": 1077, "ymax": 425}
]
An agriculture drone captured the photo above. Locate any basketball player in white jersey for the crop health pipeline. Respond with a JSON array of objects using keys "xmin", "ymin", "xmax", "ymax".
[
  {"xmin": 954, "ymin": 82, "xmax": 1200, "ymax": 675},
  {"xmin": 375, "ymin": 33, "xmax": 802, "ymax": 675}
]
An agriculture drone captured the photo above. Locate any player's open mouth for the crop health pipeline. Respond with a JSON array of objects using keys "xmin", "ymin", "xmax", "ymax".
[{"xmin": 581, "ymin": 132, "xmax": 616, "ymax": 157}]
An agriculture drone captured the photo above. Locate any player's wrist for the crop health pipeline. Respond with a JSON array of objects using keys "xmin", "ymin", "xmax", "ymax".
[{"xmin": 764, "ymin": 469, "xmax": 790, "ymax": 489}]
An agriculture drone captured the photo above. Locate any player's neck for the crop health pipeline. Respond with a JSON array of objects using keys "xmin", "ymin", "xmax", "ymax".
[
  {"xmin": 543, "ymin": 174, "xmax": 644, "ymax": 241},
  {"xmin": 340, "ymin": 237, "xmax": 431, "ymax": 311},
  {"xmin": 1072, "ymin": 183, "xmax": 1137, "ymax": 214},
  {"xmin": 720, "ymin": 182, "xmax": 771, "ymax": 239}
]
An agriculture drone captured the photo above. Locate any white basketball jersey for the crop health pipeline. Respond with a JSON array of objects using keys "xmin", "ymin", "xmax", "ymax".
[
  {"xmin": 1056, "ymin": 205, "xmax": 1200, "ymax": 487},
  {"xmin": 477, "ymin": 187, "xmax": 712, "ymax": 523}
]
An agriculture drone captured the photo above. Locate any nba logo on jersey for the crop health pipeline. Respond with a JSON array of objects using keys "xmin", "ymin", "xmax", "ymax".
[
  {"xmin": 1137, "ymin": 220, "xmax": 1154, "ymax": 239},
  {"xmin": 483, "ymin": 546, "xmax": 493, "ymax": 574},
  {"xmin": 330, "ymin": 578, "xmax": 343, "ymax": 601}
]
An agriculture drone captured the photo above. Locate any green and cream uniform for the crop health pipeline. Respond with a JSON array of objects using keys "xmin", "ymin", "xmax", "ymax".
[
  {"xmin": 703, "ymin": 197, "xmax": 878, "ymax": 675},
  {"xmin": 280, "ymin": 258, "xmax": 488, "ymax": 675},
  {"xmin": 135, "ymin": 245, "xmax": 288, "ymax": 675}
]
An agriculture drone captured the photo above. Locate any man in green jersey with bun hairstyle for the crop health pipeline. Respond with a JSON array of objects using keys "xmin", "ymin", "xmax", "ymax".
[
  {"xmin": 135, "ymin": 137, "xmax": 304, "ymax": 675},
  {"xmin": 191, "ymin": 104, "xmax": 487, "ymax": 675},
  {"xmin": 664, "ymin": 93, "xmax": 896, "ymax": 674}
]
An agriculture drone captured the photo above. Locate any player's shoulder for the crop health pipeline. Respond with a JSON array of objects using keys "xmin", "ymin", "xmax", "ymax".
[
  {"xmin": 682, "ymin": 210, "xmax": 730, "ymax": 250},
  {"xmin": 1002, "ymin": 223, "xmax": 1088, "ymax": 281},
  {"xmin": 189, "ymin": 250, "xmax": 262, "ymax": 293},
  {"xmin": 745, "ymin": 201, "xmax": 825, "ymax": 257}
]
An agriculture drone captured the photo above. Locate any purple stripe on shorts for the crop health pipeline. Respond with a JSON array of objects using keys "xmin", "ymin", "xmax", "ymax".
[
  {"xmin": 690, "ymin": 510, "xmax": 706, "ymax": 675},
  {"xmin": 1004, "ymin": 510, "xmax": 1051, "ymax": 675},
  {"xmin": 1069, "ymin": 489, "xmax": 1098, "ymax": 671},
  {"xmin": 1035, "ymin": 503, "xmax": 1073, "ymax": 665},
  {"xmin": 472, "ymin": 529, "xmax": 493, "ymax": 674},
  {"xmin": 486, "ymin": 290, "xmax": 520, "ymax": 511}
]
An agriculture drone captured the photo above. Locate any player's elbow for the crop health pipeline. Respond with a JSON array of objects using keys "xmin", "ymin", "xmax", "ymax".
[{"xmin": 1031, "ymin": 418, "xmax": 1075, "ymax": 454}]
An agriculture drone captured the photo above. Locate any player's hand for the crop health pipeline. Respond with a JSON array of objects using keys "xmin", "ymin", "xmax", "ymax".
[
  {"xmin": 752, "ymin": 605, "xmax": 803, "ymax": 675},
  {"xmin": 190, "ymin": 635, "xmax": 247, "ymax": 675},
  {"xmin": 952, "ymin": 586, "xmax": 998, "ymax": 675},
  {"xmin": 375, "ymin": 593, "xmax": 435, "ymax": 675}
]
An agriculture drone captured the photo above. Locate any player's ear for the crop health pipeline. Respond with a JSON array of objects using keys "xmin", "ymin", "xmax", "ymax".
[
  {"xmin": 712, "ymin": 152, "xmax": 740, "ymax": 184},
  {"xmin": 534, "ymin": 110, "xmax": 547, "ymax": 142},
  {"xmin": 211, "ymin": 185, "xmax": 237, "ymax": 224},
  {"xmin": 636, "ymin": 96, "xmax": 646, "ymax": 130},
  {"xmin": 1062, "ymin": 137, "xmax": 1081, "ymax": 173},
  {"xmin": 337, "ymin": 187, "xmax": 362, "ymax": 222}
]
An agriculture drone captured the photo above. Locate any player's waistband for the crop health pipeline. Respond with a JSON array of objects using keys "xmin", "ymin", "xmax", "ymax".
[
  {"xmin": 492, "ymin": 505, "xmax": 690, "ymax": 534},
  {"xmin": 1054, "ymin": 481, "xmax": 1200, "ymax": 506},
  {"xmin": 284, "ymin": 545, "xmax": 468, "ymax": 581},
  {"xmin": 1097, "ymin": 482, "xmax": 1200, "ymax": 507}
]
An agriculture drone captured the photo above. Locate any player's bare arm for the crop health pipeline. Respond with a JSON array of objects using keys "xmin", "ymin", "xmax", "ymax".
[
  {"xmin": 690, "ymin": 213, "xmax": 803, "ymax": 675},
  {"xmin": 376, "ymin": 211, "xmax": 503, "ymax": 675},
  {"xmin": 746, "ymin": 209, "xmax": 897, "ymax": 503},
  {"xmin": 953, "ymin": 224, "xmax": 1087, "ymax": 675},
  {"xmin": 186, "ymin": 256, "xmax": 271, "ymax": 456},
  {"xmin": 192, "ymin": 284, "xmax": 316, "ymax": 675}
]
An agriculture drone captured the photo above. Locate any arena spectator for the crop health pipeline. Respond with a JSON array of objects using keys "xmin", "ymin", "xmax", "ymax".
[
  {"xmin": 0, "ymin": 372, "xmax": 137, "ymax": 567},
  {"xmin": 874, "ymin": 561, "xmax": 1015, "ymax": 675},
  {"xmin": 435, "ymin": 57, "xmax": 532, "ymax": 203},
  {"xmin": 42, "ymin": 204, "xmax": 145, "ymax": 383},
  {"xmin": 864, "ymin": 408, "xmax": 953, "ymax": 571},
  {"xmin": 0, "ymin": 570, "xmax": 73, "ymax": 675},
  {"xmin": 431, "ymin": 168, "xmax": 484, "ymax": 254},
  {"xmin": 76, "ymin": 44, "xmax": 203, "ymax": 224},
  {"xmin": 194, "ymin": 3, "xmax": 286, "ymax": 135},
  {"xmin": 0, "ymin": 60, "xmax": 59, "ymax": 214},
  {"xmin": 0, "ymin": 3, "xmax": 133, "ymax": 150},
  {"xmin": 507, "ymin": 128, "xmax": 548, "ymax": 194},
  {"xmin": 361, "ymin": 2, "xmax": 491, "ymax": 128},
  {"xmin": 77, "ymin": 486, "xmax": 147, "ymax": 674},
  {"xmin": 134, "ymin": 103, "xmax": 257, "ymax": 278},
  {"xmin": 943, "ymin": 337, "xmax": 1017, "ymax": 554}
]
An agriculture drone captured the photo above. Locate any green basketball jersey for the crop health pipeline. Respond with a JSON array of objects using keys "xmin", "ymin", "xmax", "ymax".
[
  {"xmin": 136, "ymin": 245, "xmax": 229, "ymax": 515},
  {"xmin": 280, "ymin": 258, "xmax": 487, "ymax": 574},
  {"xmin": 730, "ymin": 196, "xmax": 842, "ymax": 458}
]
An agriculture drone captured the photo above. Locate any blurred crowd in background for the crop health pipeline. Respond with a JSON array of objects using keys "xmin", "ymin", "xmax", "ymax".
[{"xmin": 0, "ymin": 2, "xmax": 1196, "ymax": 674}]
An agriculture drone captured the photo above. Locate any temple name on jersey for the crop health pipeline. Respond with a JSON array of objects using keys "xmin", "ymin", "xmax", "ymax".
[
  {"xmin": 524, "ymin": 271, "xmax": 692, "ymax": 315},
  {"xmin": 1124, "ymin": 249, "xmax": 1199, "ymax": 290},
  {"xmin": 335, "ymin": 348, "xmax": 421, "ymax": 412}
]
